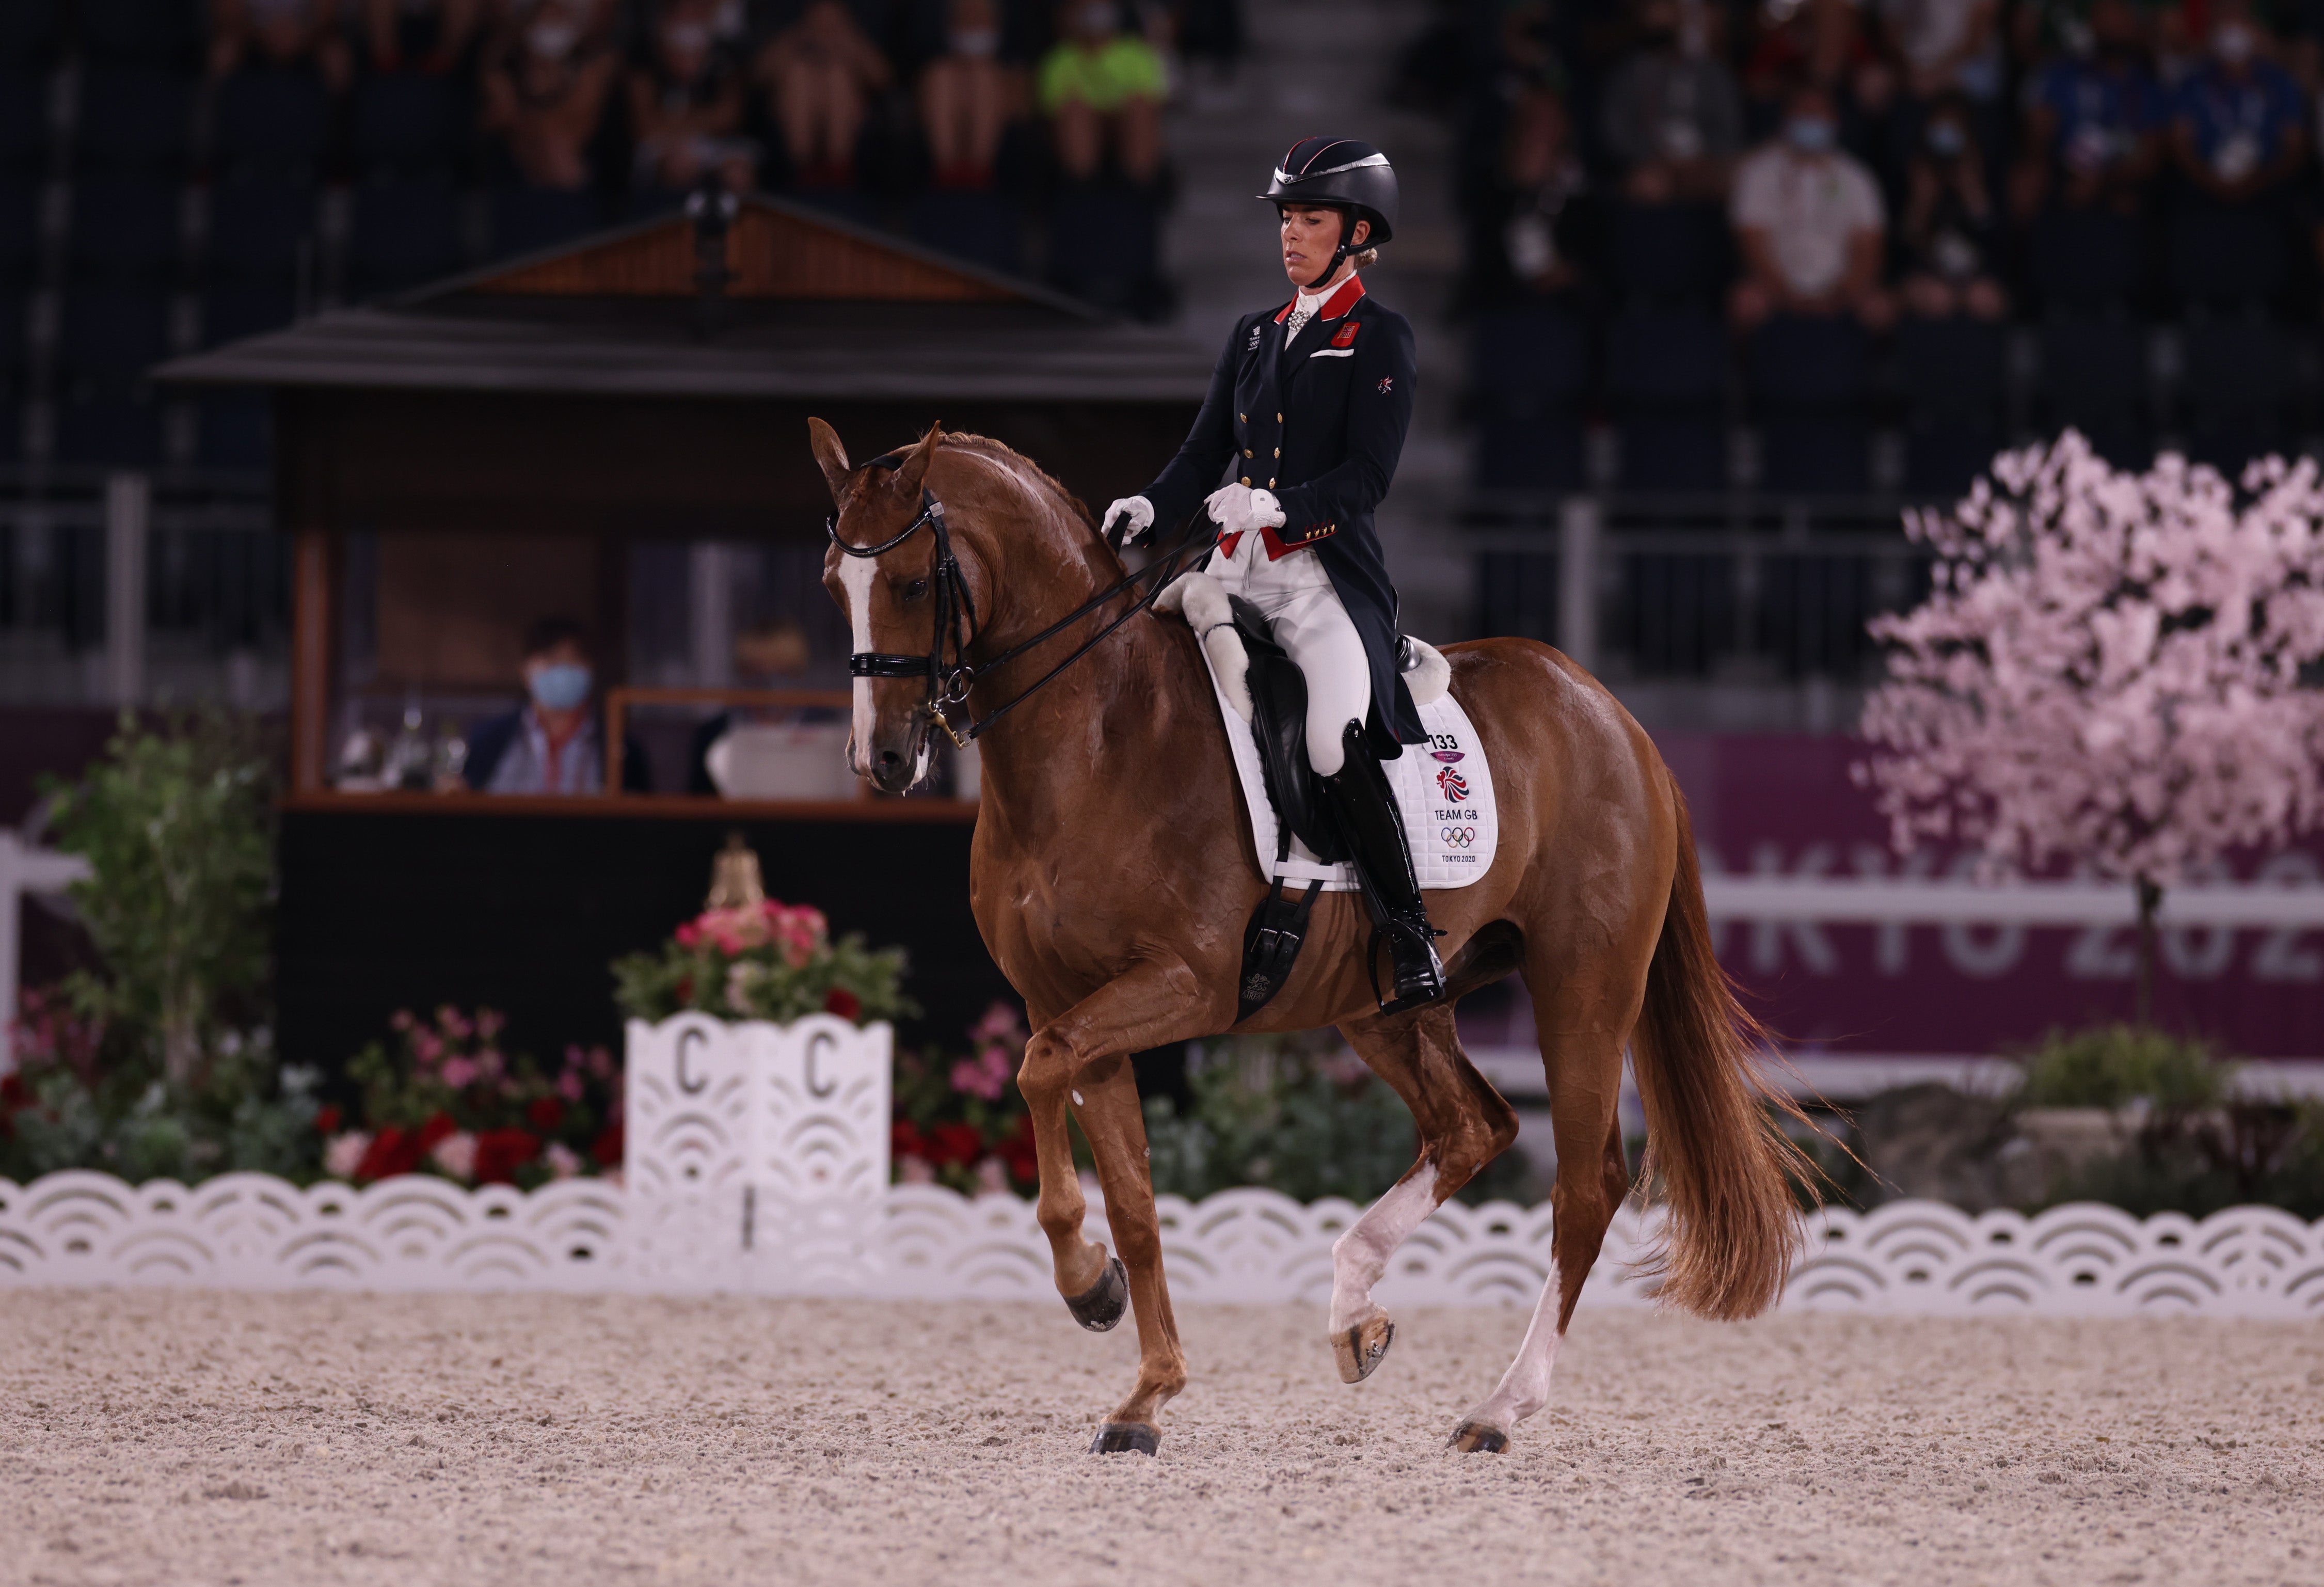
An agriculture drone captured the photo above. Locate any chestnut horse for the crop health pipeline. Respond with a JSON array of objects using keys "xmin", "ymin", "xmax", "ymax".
[{"xmin": 813, "ymin": 419, "xmax": 1807, "ymax": 1455}]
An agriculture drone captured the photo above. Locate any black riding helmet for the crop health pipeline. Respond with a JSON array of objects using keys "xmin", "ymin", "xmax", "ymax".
[{"xmin": 1262, "ymin": 137, "xmax": 1398, "ymax": 287}]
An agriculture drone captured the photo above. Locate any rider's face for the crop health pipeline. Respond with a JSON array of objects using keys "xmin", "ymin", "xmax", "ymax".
[{"xmin": 1279, "ymin": 206, "xmax": 1368, "ymax": 290}]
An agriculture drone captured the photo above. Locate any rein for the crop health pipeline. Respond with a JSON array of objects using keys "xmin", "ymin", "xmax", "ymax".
[{"xmin": 829, "ymin": 488, "xmax": 1221, "ymax": 749}]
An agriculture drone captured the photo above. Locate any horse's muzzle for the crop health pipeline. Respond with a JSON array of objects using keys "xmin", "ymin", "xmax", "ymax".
[{"xmin": 860, "ymin": 716, "xmax": 929, "ymax": 795}]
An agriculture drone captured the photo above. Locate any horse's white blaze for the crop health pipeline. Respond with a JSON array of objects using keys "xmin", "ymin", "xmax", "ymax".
[
  {"xmin": 1460, "ymin": 1248, "xmax": 1565, "ymax": 1433},
  {"xmin": 839, "ymin": 554, "xmax": 878, "ymax": 774},
  {"xmin": 1328, "ymin": 1161, "xmax": 1437, "ymax": 1334}
]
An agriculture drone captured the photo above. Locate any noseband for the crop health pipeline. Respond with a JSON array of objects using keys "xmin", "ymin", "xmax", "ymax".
[{"xmin": 828, "ymin": 488, "xmax": 1219, "ymax": 750}]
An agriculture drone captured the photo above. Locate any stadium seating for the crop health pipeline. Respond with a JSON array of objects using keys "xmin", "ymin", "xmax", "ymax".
[
  {"xmin": 0, "ymin": 67, "xmax": 47, "ymax": 174},
  {"xmin": 1746, "ymin": 314, "xmax": 1869, "ymax": 495},
  {"xmin": 74, "ymin": 61, "xmax": 193, "ymax": 172},
  {"xmin": 1046, "ymin": 184, "xmax": 1159, "ymax": 315},
  {"xmin": 1895, "ymin": 315, "xmax": 2005, "ymax": 499},
  {"xmin": 1472, "ymin": 302, "xmax": 1590, "ymax": 490},
  {"xmin": 1606, "ymin": 202, "xmax": 1728, "ymax": 306},
  {"xmin": 75, "ymin": 0, "xmax": 201, "ymax": 61},
  {"xmin": 211, "ymin": 66, "xmax": 333, "ymax": 180},
  {"xmin": 906, "ymin": 189, "xmax": 1021, "ymax": 275},
  {"xmin": 489, "ymin": 185, "xmax": 602, "ymax": 261},
  {"xmin": 348, "ymin": 176, "xmax": 463, "ymax": 293},
  {"xmin": 206, "ymin": 176, "xmax": 315, "ymax": 282},
  {"xmin": 1606, "ymin": 306, "xmax": 1727, "ymax": 490},
  {"xmin": 2168, "ymin": 200, "xmax": 2288, "ymax": 311},
  {"xmin": 68, "ymin": 172, "xmax": 184, "ymax": 279},
  {"xmin": 352, "ymin": 72, "xmax": 466, "ymax": 178},
  {"xmin": 2180, "ymin": 316, "xmax": 2295, "ymax": 476},
  {"xmin": 2039, "ymin": 315, "xmax": 2150, "ymax": 468}
]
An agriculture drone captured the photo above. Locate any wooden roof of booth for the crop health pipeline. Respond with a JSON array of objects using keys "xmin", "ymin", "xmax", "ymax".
[{"xmin": 157, "ymin": 196, "xmax": 1215, "ymax": 403}]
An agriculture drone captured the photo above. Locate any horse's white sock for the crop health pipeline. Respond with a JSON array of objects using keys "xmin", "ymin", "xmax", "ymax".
[
  {"xmin": 1328, "ymin": 1161, "xmax": 1438, "ymax": 1334},
  {"xmin": 1460, "ymin": 1249, "xmax": 1566, "ymax": 1432}
]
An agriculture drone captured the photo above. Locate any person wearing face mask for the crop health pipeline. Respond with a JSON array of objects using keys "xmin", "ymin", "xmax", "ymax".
[
  {"xmin": 1729, "ymin": 81, "xmax": 1895, "ymax": 332},
  {"xmin": 1099, "ymin": 140, "xmax": 1444, "ymax": 1011},
  {"xmin": 2169, "ymin": 1, "xmax": 2307, "ymax": 207},
  {"xmin": 1602, "ymin": 0, "xmax": 1746, "ymax": 204},
  {"xmin": 1036, "ymin": 0, "xmax": 1167, "ymax": 183},
  {"xmin": 2013, "ymin": 0, "xmax": 2161, "ymax": 221},
  {"xmin": 463, "ymin": 618, "xmax": 650, "ymax": 795},
  {"xmin": 918, "ymin": 0, "xmax": 1016, "ymax": 188},
  {"xmin": 754, "ymin": 0, "xmax": 893, "ymax": 188},
  {"xmin": 629, "ymin": 0, "xmax": 757, "ymax": 193},
  {"xmin": 1899, "ymin": 96, "xmax": 2007, "ymax": 319},
  {"xmin": 481, "ymin": 0, "xmax": 619, "ymax": 191}
]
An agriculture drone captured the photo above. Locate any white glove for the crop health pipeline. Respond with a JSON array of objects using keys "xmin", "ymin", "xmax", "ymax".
[
  {"xmin": 1101, "ymin": 495, "xmax": 1155, "ymax": 544},
  {"xmin": 1203, "ymin": 483, "xmax": 1286, "ymax": 535}
]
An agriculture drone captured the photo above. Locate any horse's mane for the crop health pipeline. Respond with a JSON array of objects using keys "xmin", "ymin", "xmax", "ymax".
[{"xmin": 935, "ymin": 432, "xmax": 1097, "ymax": 533}]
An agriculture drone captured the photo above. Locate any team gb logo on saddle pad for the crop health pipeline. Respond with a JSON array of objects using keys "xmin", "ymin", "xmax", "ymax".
[{"xmin": 1436, "ymin": 766, "xmax": 1469, "ymax": 803}]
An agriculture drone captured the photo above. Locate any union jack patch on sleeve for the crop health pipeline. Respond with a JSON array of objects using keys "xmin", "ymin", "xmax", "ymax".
[{"xmin": 1377, "ymin": 376, "xmax": 1394, "ymax": 394}]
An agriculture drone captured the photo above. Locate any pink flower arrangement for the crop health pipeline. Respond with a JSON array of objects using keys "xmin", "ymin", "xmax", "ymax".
[{"xmin": 672, "ymin": 899, "xmax": 831, "ymax": 962}]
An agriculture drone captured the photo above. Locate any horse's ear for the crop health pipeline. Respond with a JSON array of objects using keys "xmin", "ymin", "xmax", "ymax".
[
  {"xmin": 808, "ymin": 417, "xmax": 853, "ymax": 505},
  {"xmin": 894, "ymin": 423, "xmax": 944, "ymax": 498}
]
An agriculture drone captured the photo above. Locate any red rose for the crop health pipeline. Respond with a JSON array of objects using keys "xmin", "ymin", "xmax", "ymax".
[
  {"xmin": 415, "ymin": 1112, "xmax": 457, "ymax": 1153},
  {"xmin": 472, "ymin": 1128, "xmax": 540, "ymax": 1185},
  {"xmin": 357, "ymin": 1126, "xmax": 424, "ymax": 1182},
  {"xmin": 590, "ymin": 1123, "xmax": 624, "ymax": 1167},
  {"xmin": 526, "ymin": 1097, "xmax": 563, "ymax": 1132},
  {"xmin": 890, "ymin": 1120, "xmax": 923, "ymax": 1159},
  {"xmin": 824, "ymin": 986, "xmax": 862, "ymax": 1021},
  {"xmin": 314, "ymin": 1104, "xmax": 342, "ymax": 1135},
  {"xmin": 0, "ymin": 1073, "xmax": 26, "ymax": 1110},
  {"xmin": 928, "ymin": 1122, "xmax": 984, "ymax": 1167},
  {"xmin": 997, "ymin": 1116, "xmax": 1039, "ymax": 1186}
]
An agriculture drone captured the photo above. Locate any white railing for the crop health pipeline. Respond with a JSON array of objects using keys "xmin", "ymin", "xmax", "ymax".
[
  {"xmin": 1700, "ymin": 874, "xmax": 2324, "ymax": 928},
  {"xmin": 2, "ymin": 1171, "xmax": 2318, "ymax": 1318}
]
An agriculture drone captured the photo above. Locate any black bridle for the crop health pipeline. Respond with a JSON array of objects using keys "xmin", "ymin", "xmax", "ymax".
[{"xmin": 829, "ymin": 489, "xmax": 1220, "ymax": 750}]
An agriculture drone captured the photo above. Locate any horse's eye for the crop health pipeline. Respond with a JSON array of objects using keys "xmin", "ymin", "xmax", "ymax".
[{"xmin": 903, "ymin": 579, "xmax": 930, "ymax": 601}]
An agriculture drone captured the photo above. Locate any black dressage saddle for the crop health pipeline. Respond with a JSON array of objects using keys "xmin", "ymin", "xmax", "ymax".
[{"xmin": 1228, "ymin": 595, "xmax": 1336, "ymax": 1022}]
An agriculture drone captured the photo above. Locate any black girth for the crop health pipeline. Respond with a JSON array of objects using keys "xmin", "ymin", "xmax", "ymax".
[{"xmin": 829, "ymin": 489, "xmax": 1220, "ymax": 749}]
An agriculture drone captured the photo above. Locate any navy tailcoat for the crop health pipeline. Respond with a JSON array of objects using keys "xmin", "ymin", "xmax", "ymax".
[{"xmin": 1138, "ymin": 275, "xmax": 1424, "ymax": 757}]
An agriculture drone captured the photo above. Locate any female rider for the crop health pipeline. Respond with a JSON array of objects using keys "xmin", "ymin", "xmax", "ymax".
[{"xmin": 1100, "ymin": 137, "xmax": 1443, "ymax": 1010}]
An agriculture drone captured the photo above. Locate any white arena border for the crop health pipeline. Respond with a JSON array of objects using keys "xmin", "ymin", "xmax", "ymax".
[
  {"xmin": 3, "ymin": 1014, "xmax": 2320, "ymax": 1318},
  {"xmin": 4, "ymin": 1175, "xmax": 2322, "ymax": 1319}
]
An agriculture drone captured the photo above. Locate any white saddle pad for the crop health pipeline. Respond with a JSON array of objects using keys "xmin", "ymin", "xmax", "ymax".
[{"xmin": 1196, "ymin": 650, "xmax": 1500, "ymax": 894}]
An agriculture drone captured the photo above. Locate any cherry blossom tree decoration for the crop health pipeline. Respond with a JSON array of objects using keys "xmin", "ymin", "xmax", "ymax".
[{"xmin": 1856, "ymin": 431, "xmax": 2324, "ymax": 1019}]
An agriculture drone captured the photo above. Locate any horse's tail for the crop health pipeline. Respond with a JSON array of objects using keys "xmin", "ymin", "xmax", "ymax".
[{"xmin": 1628, "ymin": 779, "xmax": 1812, "ymax": 1321}]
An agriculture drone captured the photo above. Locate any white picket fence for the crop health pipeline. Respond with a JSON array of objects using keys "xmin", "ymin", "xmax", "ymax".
[{"xmin": 2, "ymin": 1017, "xmax": 2320, "ymax": 1317}]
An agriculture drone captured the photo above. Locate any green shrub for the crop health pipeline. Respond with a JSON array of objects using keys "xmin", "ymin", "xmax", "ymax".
[
  {"xmin": 1143, "ymin": 1035, "xmax": 1533, "ymax": 1206},
  {"xmin": 2013, "ymin": 1023, "xmax": 2234, "ymax": 1112}
]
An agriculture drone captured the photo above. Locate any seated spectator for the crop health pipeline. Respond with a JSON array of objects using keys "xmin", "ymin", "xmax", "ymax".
[
  {"xmin": 481, "ymin": 0, "xmax": 619, "ymax": 190},
  {"xmin": 1898, "ymin": 97, "xmax": 2005, "ymax": 317},
  {"xmin": 1729, "ymin": 83, "xmax": 1895, "ymax": 330},
  {"xmin": 1601, "ymin": 0, "xmax": 1745, "ymax": 203},
  {"xmin": 1496, "ymin": 64, "xmax": 1584, "ymax": 294},
  {"xmin": 464, "ymin": 618, "xmax": 649, "ymax": 795},
  {"xmin": 2169, "ymin": 1, "xmax": 2308, "ymax": 208},
  {"xmin": 1878, "ymin": 0, "xmax": 2000, "ymax": 106},
  {"xmin": 629, "ymin": 0, "xmax": 757, "ymax": 193},
  {"xmin": 2012, "ymin": 0, "xmax": 2160, "ymax": 219},
  {"xmin": 918, "ymin": 0, "xmax": 1017, "ymax": 189},
  {"xmin": 1742, "ymin": 0, "xmax": 1894, "ymax": 137},
  {"xmin": 686, "ymin": 619, "xmax": 820, "ymax": 795},
  {"xmin": 754, "ymin": 0, "xmax": 893, "ymax": 187},
  {"xmin": 210, "ymin": 0, "xmax": 355, "ymax": 90},
  {"xmin": 1038, "ymin": 1, "xmax": 1166, "ymax": 184},
  {"xmin": 364, "ymin": 0, "xmax": 481, "ymax": 72}
]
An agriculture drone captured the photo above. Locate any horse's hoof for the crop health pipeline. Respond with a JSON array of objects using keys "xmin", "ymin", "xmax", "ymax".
[
  {"xmin": 1064, "ymin": 1256, "xmax": 1129, "ymax": 1332},
  {"xmin": 1448, "ymin": 1421, "xmax": 1508, "ymax": 1454},
  {"xmin": 1331, "ymin": 1316, "xmax": 1395, "ymax": 1384},
  {"xmin": 1089, "ymin": 1421, "xmax": 1160, "ymax": 1456}
]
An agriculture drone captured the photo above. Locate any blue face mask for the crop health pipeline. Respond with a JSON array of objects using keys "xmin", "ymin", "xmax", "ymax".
[
  {"xmin": 1786, "ymin": 117, "xmax": 1836, "ymax": 153},
  {"xmin": 529, "ymin": 662, "xmax": 592, "ymax": 712}
]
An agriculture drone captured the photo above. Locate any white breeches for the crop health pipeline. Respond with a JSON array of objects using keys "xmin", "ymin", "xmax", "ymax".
[{"xmin": 1208, "ymin": 533, "xmax": 1371, "ymax": 776}]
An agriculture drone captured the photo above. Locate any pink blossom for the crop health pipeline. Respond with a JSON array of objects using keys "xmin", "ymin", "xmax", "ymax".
[
  {"xmin": 675, "ymin": 921, "xmax": 702, "ymax": 949},
  {"xmin": 390, "ymin": 1010, "xmax": 415, "ymax": 1033},
  {"xmin": 949, "ymin": 1045, "xmax": 1013, "ymax": 1101},
  {"xmin": 586, "ymin": 1047, "xmax": 613, "ymax": 1079},
  {"xmin": 323, "ymin": 1131, "xmax": 372, "ymax": 1181},
  {"xmin": 429, "ymin": 1131, "xmax": 479, "ymax": 1181},
  {"xmin": 440, "ymin": 1056, "xmax": 477, "ymax": 1089},
  {"xmin": 969, "ymin": 1002, "xmax": 1026, "ymax": 1048},
  {"xmin": 898, "ymin": 1155, "xmax": 935, "ymax": 1184},
  {"xmin": 1859, "ymin": 432, "xmax": 2324, "ymax": 888},
  {"xmin": 544, "ymin": 1142, "xmax": 583, "ymax": 1180},
  {"xmin": 411, "ymin": 1030, "xmax": 444, "ymax": 1068},
  {"xmin": 557, "ymin": 1068, "xmax": 585, "ymax": 1102},
  {"xmin": 476, "ymin": 1009, "xmax": 505, "ymax": 1040},
  {"xmin": 435, "ymin": 1005, "xmax": 472, "ymax": 1040}
]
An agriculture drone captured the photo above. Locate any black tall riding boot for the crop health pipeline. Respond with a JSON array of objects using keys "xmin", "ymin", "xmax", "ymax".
[{"xmin": 1319, "ymin": 721, "xmax": 1446, "ymax": 1012}]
